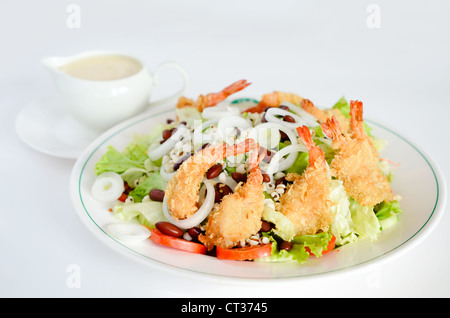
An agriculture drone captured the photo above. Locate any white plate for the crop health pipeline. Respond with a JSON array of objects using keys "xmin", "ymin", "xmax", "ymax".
[
  {"xmin": 70, "ymin": 105, "xmax": 447, "ymax": 284},
  {"xmin": 16, "ymin": 95, "xmax": 101, "ymax": 159}
]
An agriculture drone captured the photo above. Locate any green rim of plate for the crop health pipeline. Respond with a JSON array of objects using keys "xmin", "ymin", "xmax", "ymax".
[{"xmin": 77, "ymin": 110, "xmax": 441, "ymax": 281}]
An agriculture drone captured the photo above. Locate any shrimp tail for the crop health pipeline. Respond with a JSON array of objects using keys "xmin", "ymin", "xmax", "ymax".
[
  {"xmin": 297, "ymin": 125, "xmax": 325, "ymax": 166},
  {"xmin": 350, "ymin": 100, "xmax": 365, "ymax": 139},
  {"xmin": 205, "ymin": 80, "xmax": 251, "ymax": 107},
  {"xmin": 321, "ymin": 117, "xmax": 343, "ymax": 141}
]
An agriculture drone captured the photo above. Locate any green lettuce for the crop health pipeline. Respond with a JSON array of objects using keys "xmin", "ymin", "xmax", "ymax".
[
  {"xmin": 284, "ymin": 152, "xmax": 309, "ymax": 174},
  {"xmin": 128, "ymin": 172, "xmax": 167, "ymax": 203},
  {"xmin": 262, "ymin": 206, "xmax": 295, "ymax": 241},
  {"xmin": 256, "ymin": 232, "xmax": 334, "ymax": 264},
  {"xmin": 95, "ymin": 145, "xmax": 146, "ymax": 176},
  {"xmin": 374, "ymin": 200, "xmax": 402, "ymax": 230},
  {"xmin": 113, "ymin": 201, "xmax": 167, "ymax": 228},
  {"xmin": 349, "ymin": 199, "xmax": 381, "ymax": 241}
]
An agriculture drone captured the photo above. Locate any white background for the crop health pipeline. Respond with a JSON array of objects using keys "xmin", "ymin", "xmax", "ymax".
[{"xmin": 1, "ymin": 0, "xmax": 449, "ymax": 297}]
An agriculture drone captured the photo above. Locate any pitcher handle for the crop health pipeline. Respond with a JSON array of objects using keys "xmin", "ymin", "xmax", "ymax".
[{"xmin": 148, "ymin": 62, "xmax": 188, "ymax": 108}]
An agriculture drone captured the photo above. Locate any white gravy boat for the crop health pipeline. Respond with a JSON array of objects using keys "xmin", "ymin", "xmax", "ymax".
[{"xmin": 41, "ymin": 50, "xmax": 188, "ymax": 132}]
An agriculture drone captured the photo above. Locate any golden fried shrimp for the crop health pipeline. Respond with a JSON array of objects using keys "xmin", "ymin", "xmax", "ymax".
[
  {"xmin": 199, "ymin": 148, "xmax": 265, "ymax": 250},
  {"xmin": 176, "ymin": 80, "xmax": 251, "ymax": 112},
  {"xmin": 244, "ymin": 91, "xmax": 303, "ymax": 113},
  {"xmin": 165, "ymin": 139, "xmax": 257, "ymax": 221},
  {"xmin": 302, "ymin": 99, "xmax": 350, "ymax": 132},
  {"xmin": 276, "ymin": 126, "xmax": 333, "ymax": 236},
  {"xmin": 321, "ymin": 101, "xmax": 393, "ymax": 207}
]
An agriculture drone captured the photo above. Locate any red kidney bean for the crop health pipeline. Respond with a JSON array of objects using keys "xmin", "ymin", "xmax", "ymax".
[
  {"xmin": 215, "ymin": 183, "xmax": 233, "ymax": 197},
  {"xmin": 214, "ymin": 189, "xmax": 222, "ymax": 203},
  {"xmin": 188, "ymin": 227, "xmax": 203, "ymax": 241},
  {"xmin": 155, "ymin": 221, "xmax": 183, "ymax": 238},
  {"xmin": 162, "ymin": 129, "xmax": 172, "ymax": 140},
  {"xmin": 206, "ymin": 164, "xmax": 223, "ymax": 179},
  {"xmin": 259, "ymin": 220, "xmax": 273, "ymax": 233},
  {"xmin": 275, "ymin": 177, "xmax": 287, "ymax": 187},
  {"xmin": 280, "ymin": 240, "xmax": 293, "ymax": 251},
  {"xmin": 149, "ymin": 189, "xmax": 165, "ymax": 202},
  {"xmin": 279, "ymin": 130, "xmax": 289, "ymax": 141},
  {"xmin": 283, "ymin": 115, "xmax": 296, "ymax": 123},
  {"xmin": 166, "ymin": 118, "xmax": 174, "ymax": 124},
  {"xmin": 262, "ymin": 173, "xmax": 271, "ymax": 183},
  {"xmin": 279, "ymin": 105, "xmax": 290, "ymax": 111},
  {"xmin": 231, "ymin": 172, "xmax": 247, "ymax": 183}
]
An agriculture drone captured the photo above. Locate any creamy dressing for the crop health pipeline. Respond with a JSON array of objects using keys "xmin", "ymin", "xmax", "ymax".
[{"xmin": 59, "ymin": 55, "xmax": 142, "ymax": 81}]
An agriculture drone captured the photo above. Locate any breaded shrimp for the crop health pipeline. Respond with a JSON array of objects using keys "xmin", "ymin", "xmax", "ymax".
[
  {"xmin": 276, "ymin": 126, "xmax": 333, "ymax": 236},
  {"xmin": 244, "ymin": 91, "xmax": 303, "ymax": 113},
  {"xmin": 321, "ymin": 100, "xmax": 393, "ymax": 207},
  {"xmin": 165, "ymin": 139, "xmax": 257, "ymax": 220},
  {"xmin": 302, "ymin": 99, "xmax": 350, "ymax": 132},
  {"xmin": 199, "ymin": 148, "xmax": 265, "ymax": 250},
  {"xmin": 176, "ymin": 80, "xmax": 251, "ymax": 112}
]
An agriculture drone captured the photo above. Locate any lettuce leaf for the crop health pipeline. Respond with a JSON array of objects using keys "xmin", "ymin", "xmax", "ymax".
[
  {"xmin": 113, "ymin": 201, "xmax": 167, "ymax": 228},
  {"xmin": 255, "ymin": 236, "xmax": 310, "ymax": 263},
  {"xmin": 349, "ymin": 199, "xmax": 381, "ymax": 241},
  {"xmin": 329, "ymin": 180, "xmax": 358, "ymax": 246},
  {"xmin": 374, "ymin": 200, "xmax": 402, "ymax": 230},
  {"xmin": 256, "ymin": 232, "xmax": 333, "ymax": 263},
  {"xmin": 262, "ymin": 206, "xmax": 295, "ymax": 241},
  {"xmin": 95, "ymin": 145, "xmax": 146, "ymax": 176},
  {"xmin": 284, "ymin": 152, "xmax": 309, "ymax": 175},
  {"xmin": 128, "ymin": 172, "xmax": 167, "ymax": 203}
]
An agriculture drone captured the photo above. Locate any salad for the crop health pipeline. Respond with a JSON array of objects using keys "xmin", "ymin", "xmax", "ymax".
[{"xmin": 92, "ymin": 80, "xmax": 402, "ymax": 263}]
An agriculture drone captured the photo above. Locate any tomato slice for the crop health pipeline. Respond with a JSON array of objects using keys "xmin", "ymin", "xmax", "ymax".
[
  {"xmin": 216, "ymin": 243, "xmax": 272, "ymax": 261},
  {"xmin": 150, "ymin": 228, "xmax": 207, "ymax": 254},
  {"xmin": 305, "ymin": 235, "xmax": 336, "ymax": 257}
]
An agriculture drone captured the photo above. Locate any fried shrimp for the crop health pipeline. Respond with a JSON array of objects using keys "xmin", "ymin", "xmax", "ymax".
[
  {"xmin": 301, "ymin": 99, "xmax": 350, "ymax": 132},
  {"xmin": 321, "ymin": 100, "xmax": 393, "ymax": 207},
  {"xmin": 199, "ymin": 148, "xmax": 265, "ymax": 250},
  {"xmin": 276, "ymin": 126, "xmax": 333, "ymax": 236},
  {"xmin": 244, "ymin": 91, "xmax": 303, "ymax": 113},
  {"xmin": 176, "ymin": 80, "xmax": 251, "ymax": 112},
  {"xmin": 165, "ymin": 139, "xmax": 257, "ymax": 221}
]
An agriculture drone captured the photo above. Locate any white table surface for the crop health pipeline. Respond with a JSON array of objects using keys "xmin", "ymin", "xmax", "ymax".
[{"xmin": 1, "ymin": 0, "xmax": 449, "ymax": 298}]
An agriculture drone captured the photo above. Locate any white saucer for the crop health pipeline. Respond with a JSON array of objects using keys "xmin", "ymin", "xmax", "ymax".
[{"xmin": 15, "ymin": 95, "xmax": 101, "ymax": 159}]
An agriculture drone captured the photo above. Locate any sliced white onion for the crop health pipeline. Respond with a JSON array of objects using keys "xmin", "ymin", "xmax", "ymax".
[
  {"xmin": 212, "ymin": 174, "xmax": 238, "ymax": 191},
  {"xmin": 91, "ymin": 172, "xmax": 125, "ymax": 203},
  {"xmin": 106, "ymin": 222, "xmax": 151, "ymax": 244},
  {"xmin": 162, "ymin": 179, "xmax": 215, "ymax": 229},
  {"xmin": 193, "ymin": 119, "xmax": 219, "ymax": 146},
  {"xmin": 249, "ymin": 122, "xmax": 298, "ymax": 151},
  {"xmin": 217, "ymin": 115, "xmax": 251, "ymax": 140},
  {"xmin": 148, "ymin": 126, "xmax": 190, "ymax": 161},
  {"xmin": 265, "ymin": 107, "xmax": 318, "ymax": 129},
  {"xmin": 202, "ymin": 104, "xmax": 240, "ymax": 120},
  {"xmin": 266, "ymin": 144, "xmax": 308, "ymax": 177},
  {"xmin": 280, "ymin": 102, "xmax": 321, "ymax": 127}
]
